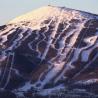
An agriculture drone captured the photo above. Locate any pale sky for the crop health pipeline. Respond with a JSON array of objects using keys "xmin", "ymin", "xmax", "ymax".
[{"xmin": 0, "ymin": 0, "xmax": 98, "ymax": 25}]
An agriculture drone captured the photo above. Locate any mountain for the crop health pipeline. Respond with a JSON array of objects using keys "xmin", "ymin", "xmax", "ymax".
[{"xmin": 0, "ymin": 5, "xmax": 98, "ymax": 98}]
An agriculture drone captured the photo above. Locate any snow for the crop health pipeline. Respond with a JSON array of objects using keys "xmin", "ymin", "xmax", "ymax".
[
  {"xmin": 58, "ymin": 37, "xmax": 66, "ymax": 49},
  {"xmin": 0, "ymin": 5, "xmax": 98, "ymax": 93},
  {"xmin": 40, "ymin": 9, "xmax": 67, "ymax": 61},
  {"xmin": 0, "ymin": 53, "xmax": 7, "ymax": 62},
  {"xmin": 28, "ymin": 30, "xmax": 41, "ymax": 58},
  {"xmin": 81, "ymin": 36, "xmax": 97, "ymax": 62},
  {"xmin": 84, "ymin": 36, "xmax": 97, "ymax": 45},
  {"xmin": 39, "ymin": 84, "xmax": 64, "ymax": 96},
  {"xmin": 76, "ymin": 79, "xmax": 98, "ymax": 85},
  {"xmin": 3, "ymin": 52, "xmax": 15, "ymax": 89},
  {"xmin": 54, "ymin": 19, "xmax": 87, "ymax": 82},
  {"xmin": 81, "ymin": 50, "xmax": 90, "ymax": 62},
  {"xmin": 96, "ymin": 31, "xmax": 98, "ymax": 35},
  {"xmin": 17, "ymin": 82, "xmax": 32, "ymax": 92},
  {"xmin": 34, "ymin": 62, "xmax": 65, "ymax": 89},
  {"xmin": 8, "ymin": 5, "xmax": 92, "ymax": 29},
  {"xmin": 9, "ymin": 6, "xmax": 61, "ymax": 24},
  {"xmin": 73, "ymin": 49, "xmax": 98, "ymax": 79},
  {"xmin": 0, "ymin": 52, "xmax": 15, "ymax": 90},
  {"xmin": 0, "ymin": 29, "xmax": 16, "ymax": 46}
]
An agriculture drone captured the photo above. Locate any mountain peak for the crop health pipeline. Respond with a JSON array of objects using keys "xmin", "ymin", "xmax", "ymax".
[
  {"xmin": 9, "ymin": 5, "xmax": 92, "ymax": 29},
  {"xmin": 9, "ymin": 5, "xmax": 61, "ymax": 23}
]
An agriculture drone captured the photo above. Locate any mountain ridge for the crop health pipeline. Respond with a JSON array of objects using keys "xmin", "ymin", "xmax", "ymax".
[{"xmin": 9, "ymin": 5, "xmax": 98, "ymax": 23}]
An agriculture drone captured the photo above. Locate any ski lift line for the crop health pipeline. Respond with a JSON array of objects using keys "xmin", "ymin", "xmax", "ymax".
[
  {"xmin": 0, "ymin": 52, "xmax": 14, "ymax": 89},
  {"xmin": 3, "ymin": 52, "xmax": 15, "ymax": 89},
  {"xmin": 0, "ymin": 53, "xmax": 10, "ymax": 86}
]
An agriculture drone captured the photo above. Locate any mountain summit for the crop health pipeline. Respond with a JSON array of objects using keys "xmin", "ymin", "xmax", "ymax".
[{"xmin": 0, "ymin": 6, "xmax": 98, "ymax": 98}]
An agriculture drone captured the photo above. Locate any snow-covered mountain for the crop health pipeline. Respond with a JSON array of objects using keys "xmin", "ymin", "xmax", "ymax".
[{"xmin": 0, "ymin": 5, "xmax": 98, "ymax": 98}]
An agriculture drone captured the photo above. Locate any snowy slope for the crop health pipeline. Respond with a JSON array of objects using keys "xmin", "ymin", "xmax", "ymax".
[{"xmin": 0, "ymin": 5, "xmax": 98, "ymax": 98}]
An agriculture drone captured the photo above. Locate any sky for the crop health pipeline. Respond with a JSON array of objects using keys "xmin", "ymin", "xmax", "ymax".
[{"xmin": 0, "ymin": 0, "xmax": 98, "ymax": 25}]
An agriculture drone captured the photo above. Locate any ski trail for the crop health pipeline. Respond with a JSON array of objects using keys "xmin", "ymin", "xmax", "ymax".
[
  {"xmin": 3, "ymin": 52, "xmax": 14, "ymax": 89},
  {"xmin": 73, "ymin": 52, "xmax": 98, "ymax": 79},
  {"xmin": 0, "ymin": 29, "xmax": 16, "ymax": 46},
  {"xmin": 41, "ymin": 10, "xmax": 64, "ymax": 61},
  {"xmin": 33, "ymin": 10, "xmax": 68, "ymax": 88},
  {"xmin": 54, "ymin": 19, "xmax": 88, "ymax": 83},
  {"xmin": 28, "ymin": 18, "xmax": 53, "ymax": 58},
  {"xmin": 0, "ymin": 53, "xmax": 10, "ymax": 86},
  {"xmin": 0, "ymin": 25, "xmax": 15, "ymax": 36},
  {"xmin": 28, "ymin": 30, "xmax": 41, "ymax": 57},
  {"xmin": 8, "ymin": 28, "xmax": 28, "ymax": 50}
]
